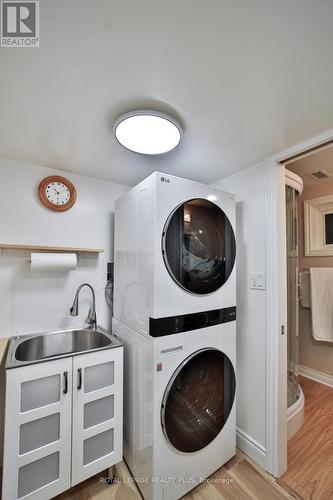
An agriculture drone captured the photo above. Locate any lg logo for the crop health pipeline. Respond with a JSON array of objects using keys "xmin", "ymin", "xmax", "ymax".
[
  {"xmin": 1, "ymin": 1, "xmax": 39, "ymax": 47},
  {"xmin": 160, "ymin": 177, "xmax": 170, "ymax": 183}
]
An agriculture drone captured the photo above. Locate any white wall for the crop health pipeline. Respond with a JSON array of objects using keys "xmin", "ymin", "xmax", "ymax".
[
  {"xmin": 0, "ymin": 157, "xmax": 129, "ymax": 338},
  {"xmin": 213, "ymin": 162, "xmax": 268, "ymax": 465},
  {"xmin": 0, "ymin": 157, "xmax": 129, "ymax": 462}
]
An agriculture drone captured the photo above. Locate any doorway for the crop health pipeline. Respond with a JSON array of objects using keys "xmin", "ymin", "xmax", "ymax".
[{"xmin": 278, "ymin": 144, "xmax": 333, "ymax": 499}]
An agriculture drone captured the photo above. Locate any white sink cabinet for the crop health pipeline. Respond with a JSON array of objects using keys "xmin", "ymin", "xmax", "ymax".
[{"xmin": 2, "ymin": 346, "xmax": 123, "ymax": 500}]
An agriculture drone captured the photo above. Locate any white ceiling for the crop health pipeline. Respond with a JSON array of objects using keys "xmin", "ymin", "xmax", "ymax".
[{"xmin": 1, "ymin": 0, "xmax": 333, "ymax": 187}]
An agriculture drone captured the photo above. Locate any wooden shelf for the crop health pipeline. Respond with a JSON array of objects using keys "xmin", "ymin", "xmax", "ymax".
[{"xmin": 0, "ymin": 243, "xmax": 104, "ymax": 253}]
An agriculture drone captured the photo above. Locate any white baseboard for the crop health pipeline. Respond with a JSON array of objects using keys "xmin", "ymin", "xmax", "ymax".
[
  {"xmin": 298, "ymin": 364, "xmax": 333, "ymax": 388},
  {"xmin": 236, "ymin": 427, "xmax": 266, "ymax": 469}
]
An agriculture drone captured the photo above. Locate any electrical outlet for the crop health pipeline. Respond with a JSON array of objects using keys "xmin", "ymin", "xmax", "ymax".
[{"xmin": 250, "ymin": 272, "xmax": 266, "ymax": 290}]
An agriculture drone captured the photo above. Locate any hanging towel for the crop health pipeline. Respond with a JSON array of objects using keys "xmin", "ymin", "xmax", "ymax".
[{"xmin": 310, "ymin": 267, "xmax": 333, "ymax": 342}]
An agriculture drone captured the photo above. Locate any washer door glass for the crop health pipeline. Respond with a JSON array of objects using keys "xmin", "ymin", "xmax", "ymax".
[
  {"xmin": 162, "ymin": 199, "xmax": 236, "ymax": 294},
  {"xmin": 161, "ymin": 349, "xmax": 236, "ymax": 453}
]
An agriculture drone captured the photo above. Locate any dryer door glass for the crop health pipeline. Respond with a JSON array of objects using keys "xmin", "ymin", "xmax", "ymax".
[
  {"xmin": 161, "ymin": 348, "xmax": 236, "ymax": 453},
  {"xmin": 162, "ymin": 199, "xmax": 235, "ymax": 294}
]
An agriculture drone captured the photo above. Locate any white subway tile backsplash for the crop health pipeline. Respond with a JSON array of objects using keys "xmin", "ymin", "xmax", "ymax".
[
  {"xmin": 0, "ymin": 157, "xmax": 128, "ymax": 339},
  {"xmin": 0, "ymin": 251, "xmax": 111, "ymax": 337},
  {"xmin": 0, "ymin": 267, "xmax": 13, "ymax": 337}
]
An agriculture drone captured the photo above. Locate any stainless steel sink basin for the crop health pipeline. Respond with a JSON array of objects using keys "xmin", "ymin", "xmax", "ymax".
[{"xmin": 6, "ymin": 326, "xmax": 122, "ymax": 368}]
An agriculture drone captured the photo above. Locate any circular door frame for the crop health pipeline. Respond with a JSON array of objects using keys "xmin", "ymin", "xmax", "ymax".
[
  {"xmin": 160, "ymin": 347, "xmax": 236, "ymax": 453},
  {"xmin": 161, "ymin": 198, "xmax": 236, "ymax": 296}
]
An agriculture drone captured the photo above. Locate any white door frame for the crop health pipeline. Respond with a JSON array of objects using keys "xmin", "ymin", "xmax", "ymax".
[{"xmin": 264, "ymin": 127, "xmax": 333, "ymax": 477}]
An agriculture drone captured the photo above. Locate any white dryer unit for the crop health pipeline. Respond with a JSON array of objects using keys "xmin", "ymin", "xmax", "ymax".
[
  {"xmin": 114, "ymin": 171, "xmax": 236, "ymax": 338},
  {"xmin": 113, "ymin": 317, "xmax": 236, "ymax": 500}
]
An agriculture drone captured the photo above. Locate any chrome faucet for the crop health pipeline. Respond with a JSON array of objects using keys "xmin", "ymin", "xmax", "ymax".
[{"xmin": 70, "ymin": 283, "xmax": 97, "ymax": 328}]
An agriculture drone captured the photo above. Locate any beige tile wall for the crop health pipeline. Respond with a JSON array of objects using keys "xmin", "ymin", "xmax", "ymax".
[{"xmin": 298, "ymin": 179, "xmax": 333, "ymax": 376}]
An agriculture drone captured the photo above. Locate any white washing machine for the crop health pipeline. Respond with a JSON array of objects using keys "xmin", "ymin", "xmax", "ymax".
[
  {"xmin": 114, "ymin": 171, "xmax": 236, "ymax": 338},
  {"xmin": 113, "ymin": 317, "xmax": 236, "ymax": 500}
]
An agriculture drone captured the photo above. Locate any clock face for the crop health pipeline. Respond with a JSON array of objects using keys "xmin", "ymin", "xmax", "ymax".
[
  {"xmin": 38, "ymin": 176, "xmax": 77, "ymax": 211},
  {"xmin": 45, "ymin": 181, "xmax": 71, "ymax": 206}
]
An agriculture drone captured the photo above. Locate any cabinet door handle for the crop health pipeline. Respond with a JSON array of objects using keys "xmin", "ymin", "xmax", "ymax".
[
  {"xmin": 63, "ymin": 371, "xmax": 68, "ymax": 394},
  {"xmin": 77, "ymin": 368, "xmax": 82, "ymax": 390}
]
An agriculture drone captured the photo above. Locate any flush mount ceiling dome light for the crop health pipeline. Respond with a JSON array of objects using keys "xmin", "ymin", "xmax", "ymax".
[{"xmin": 114, "ymin": 110, "xmax": 182, "ymax": 155}]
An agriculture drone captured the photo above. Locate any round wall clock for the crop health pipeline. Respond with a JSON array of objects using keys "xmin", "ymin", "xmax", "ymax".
[{"xmin": 38, "ymin": 175, "xmax": 77, "ymax": 211}]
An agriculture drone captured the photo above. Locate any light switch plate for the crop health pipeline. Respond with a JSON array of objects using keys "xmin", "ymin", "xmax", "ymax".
[{"xmin": 250, "ymin": 272, "xmax": 266, "ymax": 290}]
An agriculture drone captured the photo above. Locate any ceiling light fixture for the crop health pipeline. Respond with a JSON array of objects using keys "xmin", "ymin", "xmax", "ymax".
[{"xmin": 114, "ymin": 110, "xmax": 182, "ymax": 155}]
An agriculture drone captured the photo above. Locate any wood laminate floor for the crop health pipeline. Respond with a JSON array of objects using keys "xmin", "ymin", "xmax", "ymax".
[
  {"xmin": 279, "ymin": 375, "xmax": 333, "ymax": 500},
  {"xmin": 55, "ymin": 449, "xmax": 295, "ymax": 500}
]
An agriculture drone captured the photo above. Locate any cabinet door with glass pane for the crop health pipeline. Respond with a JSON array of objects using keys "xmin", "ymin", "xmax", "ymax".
[
  {"xmin": 71, "ymin": 347, "xmax": 123, "ymax": 486},
  {"xmin": 2, "ymin": 358, "xmax": 72, "ymax": 500}
]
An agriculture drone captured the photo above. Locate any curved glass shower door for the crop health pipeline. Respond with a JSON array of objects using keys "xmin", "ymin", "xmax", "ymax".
[{"xmin": 285, "ymin": 185, "xmax": 300, "ymax": 408}]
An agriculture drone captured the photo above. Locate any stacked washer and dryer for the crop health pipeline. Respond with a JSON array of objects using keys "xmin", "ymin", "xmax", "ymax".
[{"xmin": 113, "ymin": 171, "xmax": 237, "ymax": 500}]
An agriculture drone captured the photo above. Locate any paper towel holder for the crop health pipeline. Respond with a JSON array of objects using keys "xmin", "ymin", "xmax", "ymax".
[{"xmin": 30, "ymin": 252, "xmax": 78, "ymax": 272}]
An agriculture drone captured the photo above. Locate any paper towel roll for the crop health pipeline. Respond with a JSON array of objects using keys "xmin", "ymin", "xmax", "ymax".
[{"xmin": 31, "ymin": 253, "xmax": 77, "ymax": 271}]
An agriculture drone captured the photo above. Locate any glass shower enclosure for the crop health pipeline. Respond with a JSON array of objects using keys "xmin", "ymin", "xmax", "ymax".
[
  {"xmin": 285, "ymin": 170, "xmax": 305, "ymax": 439},
  {"xmin": 286, "ymin": 184, "xmax": 300, "ymax": 408}
]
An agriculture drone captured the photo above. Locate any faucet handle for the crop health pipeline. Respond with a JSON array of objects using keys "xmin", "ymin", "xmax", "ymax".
[{"xmin": 86, "ymin": 308, "xmax": 97, "ymax": 327}]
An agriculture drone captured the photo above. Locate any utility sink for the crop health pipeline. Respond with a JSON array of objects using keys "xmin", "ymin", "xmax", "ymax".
[{"xmin": 6, "ymin": 326, "xmax": 122, "ymax": 368}]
